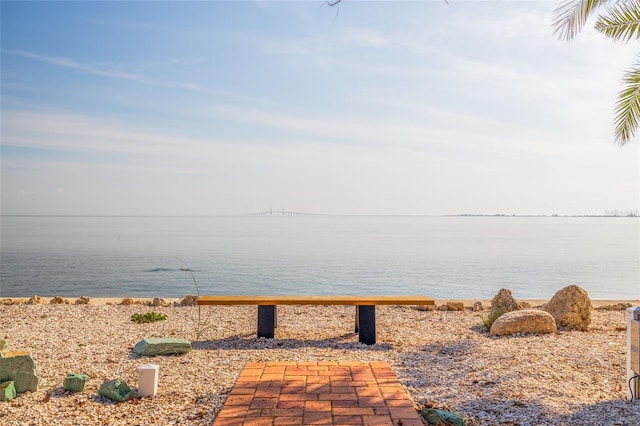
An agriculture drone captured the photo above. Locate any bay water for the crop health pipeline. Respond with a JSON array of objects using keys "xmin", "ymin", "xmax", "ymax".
[{"xmin": 1, "ymin": 215, "xmax": 638, "ymax": 300}]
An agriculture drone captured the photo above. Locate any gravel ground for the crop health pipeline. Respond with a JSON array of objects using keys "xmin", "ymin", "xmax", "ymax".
[{"xmin": 0, "ymin": 300, "xmax": 639, "ymax": 425}]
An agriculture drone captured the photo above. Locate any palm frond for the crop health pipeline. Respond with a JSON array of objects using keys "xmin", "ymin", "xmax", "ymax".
[
  {"xmin": 553, "ymin": 0, "xmax": 610, "ymax": 41},
  {"xmin": 614, "ymin": 60, "xmax": 640, "ymax": 145},
  {"xmin": 595, "ymin": 0, "xmax": 640, "ymax": 41}
]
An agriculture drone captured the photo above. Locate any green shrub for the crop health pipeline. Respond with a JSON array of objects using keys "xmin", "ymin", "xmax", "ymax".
[
  {"xmin": 131, "ymin": 311, "xmax": 167, "ymax": 324},
  {"xmin": 482, "ymin": 307, "xmax": 508, "ymax": 331}
]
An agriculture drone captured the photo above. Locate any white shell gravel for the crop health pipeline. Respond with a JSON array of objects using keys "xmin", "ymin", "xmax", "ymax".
[{"xmin": 0, "ymin": 302, "xmax": 638, "ymax": 425}]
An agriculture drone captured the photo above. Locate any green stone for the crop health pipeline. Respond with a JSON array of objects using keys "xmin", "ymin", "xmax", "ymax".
[
  {"xmin": 0, "ymin": 351, "xmax": 38, "ymax": 393},
  {"xmin": 132, "ymin": 338, "xmax": 191, "ymax": 356},
  {"xmin": 63, "ymin": 373, "xmax": 88, "ymax": 392},
  {"xmin": 14, "ymin": 370, "xmax": 38, "ymax": 393},
  {"xmin": 420, "ymin": 408, "xmax": 465, "ymax": 426},
  {"xmin": 98, "ymin": 379, "xmax": 134, "ymax": 402},
  {"xmin": 0, "ymin": 381, "xmax": 16, "ymax": 401}
]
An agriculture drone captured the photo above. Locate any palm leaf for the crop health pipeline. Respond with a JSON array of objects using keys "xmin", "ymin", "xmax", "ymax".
[
  {"xmin": 595, "ymin": 0, "xmax": 640, "ymax": 41},
  {"xmin": 614, "ymin": 60, "xmax": 640, "ymax": 145},
  {"xmin": 553, "ymin": 0, "xmax": 610, "ymax": 41}
]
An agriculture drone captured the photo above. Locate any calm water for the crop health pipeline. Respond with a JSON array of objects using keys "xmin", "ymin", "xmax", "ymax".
[{"xmin": 0, "ymin": 216, "xmax": 638, "ymax": 300}]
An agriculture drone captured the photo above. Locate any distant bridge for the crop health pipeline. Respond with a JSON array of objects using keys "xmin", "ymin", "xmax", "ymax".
[{"xmin": 245, "ymin": 208, "xmax": 317, "ymax": 216}]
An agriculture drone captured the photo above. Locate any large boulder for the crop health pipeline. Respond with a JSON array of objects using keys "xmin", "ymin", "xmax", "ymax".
[
  {"xmin": 542, "ymin": 285, "xmax": 592, "ymax": 331},
  {"xmin": 490, "ymin": 289, "xmax": 520, "ymax": 313},
  {"xmin": 490, "ymin": 310, "xmax": 557, "ymax": 336},
  {"xmin": 133, "ymin": 338, "xmax": 192, "ymax": 357}
]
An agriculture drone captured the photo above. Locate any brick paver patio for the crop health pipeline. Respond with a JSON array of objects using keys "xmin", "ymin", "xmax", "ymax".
[{"xmin": 213, "ymin": 362, "xmax": 425, "ymax": 426}]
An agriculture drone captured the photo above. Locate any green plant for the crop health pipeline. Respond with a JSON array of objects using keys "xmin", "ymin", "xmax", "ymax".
[
  {"xmin": 131, "ymin": 311, "xmax": 167, "ymax": 324},
  {"xmin": 482, "ymin": 307, "xmax": 508, "ymax": 331},
  {"xmin": 178, "ymin": 258, "xmax": 214, "ymax": 340}
]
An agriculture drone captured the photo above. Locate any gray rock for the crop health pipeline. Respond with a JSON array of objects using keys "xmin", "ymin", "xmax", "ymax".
[
  {"xmin": 63, "ymin": 373, "xmax": 88, "ymax": 392},
  {"xmin": 0, "ymin": 381, "xmax": 16, "ymax": 401},
  {"xmin": 490, "ymin": 309, "xmax": 557, "ymax": 336},
  {"xmin": 420, "ymin": 408, "xmax": 465, "ymax": 426},
  {"xmin": 133, "ymin": 338, "xmax": 192, "ymax": 356},
  {"xmin": 98, "ymin": 379, "xmax": 134, "ymax": 402},
  {"xmin": 543, "ymin": 285, "xmax": 592, "ymax": 331}
]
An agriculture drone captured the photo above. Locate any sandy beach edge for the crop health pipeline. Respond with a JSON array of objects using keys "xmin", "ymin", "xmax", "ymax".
[{"xmin": 1, "ymin": 296, "xmax": 638, "ymax": 308}]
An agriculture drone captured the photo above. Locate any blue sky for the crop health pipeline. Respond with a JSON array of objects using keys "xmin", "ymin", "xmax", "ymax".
[{"xmin": 1, "ymin": 0, "xmax": 638, "ymax": 216}]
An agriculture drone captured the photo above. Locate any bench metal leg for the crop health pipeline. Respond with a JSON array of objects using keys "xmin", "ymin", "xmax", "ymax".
[
  {"xmin": 357, "ymin": 305, "xmax": 376, "ymax": 345},
  {"xmin": 355, "ymin": 307, "xmax": 359, "ymax": 333},
  {"xmin": 257, "ymin": 305, "xmax": 276, "ymax": 339}
]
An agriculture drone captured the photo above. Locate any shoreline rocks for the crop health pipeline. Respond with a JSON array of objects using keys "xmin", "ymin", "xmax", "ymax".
[
  {"xmin": 490, "ymin": 310, "xmax": 557, "ymax": 336},
  {"xmin": 543, "ymin": 285, "xmax": 592, "ymax": 331}
]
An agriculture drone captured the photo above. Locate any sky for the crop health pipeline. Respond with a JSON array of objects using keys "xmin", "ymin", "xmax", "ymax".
[{"xmin": 1, "ymin": 0, "xmax": 639, "ymax": 216}]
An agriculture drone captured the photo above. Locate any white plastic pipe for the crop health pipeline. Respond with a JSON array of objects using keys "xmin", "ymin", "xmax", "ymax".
[{"xmin": 138, "ymin": 364, "xmax": 159, "ymax": 398}]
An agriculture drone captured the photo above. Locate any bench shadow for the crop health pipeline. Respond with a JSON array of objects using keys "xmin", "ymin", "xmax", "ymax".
[{"xmin": 191, "ymin": 333, "xmax": 393, "ymax": 351}]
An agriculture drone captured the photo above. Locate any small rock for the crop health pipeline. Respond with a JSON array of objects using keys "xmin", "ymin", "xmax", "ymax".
[
  {"xmin": 152, "ymin": 297, "xmax": 169, "ymax": 307},
  {"xmin": 133, "ymin": 338, "xmax": 192, "ymax": 356},
  {"xmin": 63, "ymin": 373, "xmax": 88, "ymax": 392},
  {"xmin": 26, "ymin": 295, "xmax": 45, "ymax": 305},
  {"xmin": 74, "ymin": 296, "xmax": 91, "ymax": 305},
  {"xmin": 98, "ymin": 378, "xmax": 134, "ymax": 402},
  {"xmin": 446, "ymin": 301, "xmax": 465, "ymax": 311},
  {"xmin": 415, "ymin": 304, "xmax": 437, "ymax": 311},
  {"xmin": 542, "ymin": 285, "xmax": 592, "ymax": 331},
  {"xmin": 121, "ymin": 298, "xmax": 135, "ymax": 305},
  {"xmin": 1, "ymin": 299, "xmax": 16, "ymax": 305},
  {"xmin": 438, "ymin": 304, "xmax": 449, "ymax": 311},
  {"xmin": 50, "ymin": 296, "xmax": 70, "ymax": 305},
  {"xmin": 420, "ymin": 408, "xmax": 465, "ymax": 426},
  {"xmin": 597, "ymin": 302, "xmax": 632, "ymax": 311},
  {"xmin": 0, "ymin": 381, "xmax": 16, "ymax": 401},
  {"xmin": 179, "ymin": 295, "xmax": 199, "ymax": 306},
  {"xmin": 472, "ymin": 301, "xmax": 485, "ymax": 312},
  {"xmin": 490, "ymin": 309, "xmax": 557, "ymax": 336}
]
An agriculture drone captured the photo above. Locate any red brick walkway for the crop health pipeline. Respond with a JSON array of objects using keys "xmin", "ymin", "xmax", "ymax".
[{"xmin": 213, "ymin": 362, "xmax": 424, "ymax": 426}]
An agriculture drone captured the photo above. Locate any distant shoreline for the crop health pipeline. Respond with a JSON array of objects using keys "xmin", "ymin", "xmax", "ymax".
[{"xmin": 1, "ymin": 214, "xmax": 638, "ymax": 218}]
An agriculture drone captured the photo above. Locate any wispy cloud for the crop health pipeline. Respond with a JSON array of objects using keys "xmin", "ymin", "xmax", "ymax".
[
  {"xmin": 8, "ymin": 50, "xmax": 145, "ymax": 81},
  {"xmin": 7, "ymin": 49, "xmax": 211, "ymax": 93}
]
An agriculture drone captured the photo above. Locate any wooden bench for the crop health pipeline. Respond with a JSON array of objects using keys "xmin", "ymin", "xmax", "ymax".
[{"xmin": 197, "ymin": 295, "xmax": 435, "ymax": 345}]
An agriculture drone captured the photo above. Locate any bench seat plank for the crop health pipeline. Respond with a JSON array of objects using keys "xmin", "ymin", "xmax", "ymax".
[{"xmin": 197, "ymin": 295, "xmax": 434, "ymax": 306}]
